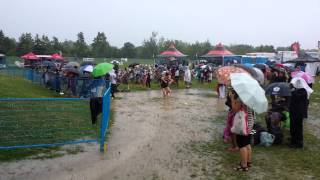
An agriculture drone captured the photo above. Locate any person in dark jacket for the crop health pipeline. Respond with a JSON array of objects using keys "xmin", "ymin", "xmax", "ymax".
[{"xmin": 289, "ymin": 83, "xmax": 309, "ymax": 148}]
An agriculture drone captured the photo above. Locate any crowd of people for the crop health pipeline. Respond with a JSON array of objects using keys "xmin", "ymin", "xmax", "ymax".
[
  {"xmin": 116, "ymin": 63, "xmax": 194, "ymax": 93},
  {"xmin": 222, "ymin": 64, "xmax": 314, "ymax": 172}
]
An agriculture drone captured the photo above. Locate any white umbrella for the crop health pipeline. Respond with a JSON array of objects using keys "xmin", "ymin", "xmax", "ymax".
[
  {"xmin": 111, "ymin": 60, "xmax": 120, "ymax": 64},
  {"xmin": 83, "ymin": 65, "xmax": 93, "ymax": 72},
  {"xmin": 290, "ymin": 77, "xmax": 313, "ymax": 98},
  {"xmin": 230, "ymin": 73, "xmax": 268, "ymax": 114}
]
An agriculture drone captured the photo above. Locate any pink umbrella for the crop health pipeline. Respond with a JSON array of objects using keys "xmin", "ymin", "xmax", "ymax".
[{"xmin": 291, "ymin": 71, "xmax": 314, "ymax": 84}]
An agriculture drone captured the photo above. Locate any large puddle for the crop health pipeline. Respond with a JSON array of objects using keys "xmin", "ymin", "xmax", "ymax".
[{"xmin": 0, "ymin": 89, "xmax": 227, "ymax": 180}]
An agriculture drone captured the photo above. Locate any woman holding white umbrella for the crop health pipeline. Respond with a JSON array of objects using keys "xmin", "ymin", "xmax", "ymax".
[{"xmin": 230, "ymin": 73, "xmax": 268, "ymax": 171}]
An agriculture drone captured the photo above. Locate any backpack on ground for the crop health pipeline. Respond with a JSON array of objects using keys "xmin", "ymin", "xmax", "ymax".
[{"xmin": 260, "ymin": 132, "xmax": 275, "ymax": 147}]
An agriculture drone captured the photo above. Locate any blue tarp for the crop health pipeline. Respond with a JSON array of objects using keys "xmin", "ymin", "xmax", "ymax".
[{"xmin": 241, "ymin": 56, "xmax": 268, "ymax": 64}]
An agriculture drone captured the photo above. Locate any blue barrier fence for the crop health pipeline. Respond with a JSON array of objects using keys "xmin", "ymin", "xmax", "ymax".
[
  {"xmin": 0, "ymin": 68, "xmax": 109, "ymax": 98},
  {"xmin": 0, "ymin": 83, "xmax": 112, "ymax": 152}
]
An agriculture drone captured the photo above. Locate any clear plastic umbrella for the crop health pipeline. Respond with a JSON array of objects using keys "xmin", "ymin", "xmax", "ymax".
[{"xmin": 230, "ymin": 73, "xmax": 268, "ymax": 114}]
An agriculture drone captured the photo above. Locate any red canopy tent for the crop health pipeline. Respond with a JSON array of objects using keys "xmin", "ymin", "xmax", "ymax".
[
  {"xmin": 51, "ymin": 53, "xmax": 63, "ymax": 60},
  {"xmin": 158, "ymin": 44, "xmax": 188, "ymax": 58},
  {"xmin": 20, "ymin": 52, "xmax": 39, "ymax": 60},
  {"xmin": 203, "ymin": 43, "xmax": 234, "ymax": 57},
  {"xmin": 200, "ymin": 43, "xmax": 237, "ymax": 66}
]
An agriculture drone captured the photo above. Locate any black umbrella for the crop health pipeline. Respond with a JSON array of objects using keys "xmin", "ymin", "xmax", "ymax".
[{"xmin": 265, "ymin": 82, "xmax": 291, "ymax": 96}]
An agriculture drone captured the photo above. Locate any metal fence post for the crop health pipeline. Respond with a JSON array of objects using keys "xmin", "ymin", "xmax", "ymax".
[{"xmin": 100, "ymin": 82, "xmax": 111, "ymax": 152}]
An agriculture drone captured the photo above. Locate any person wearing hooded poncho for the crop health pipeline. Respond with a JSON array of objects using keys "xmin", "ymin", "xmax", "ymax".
[{"xmin": 289, "ymin": 77, "xmax": 313, "ymax": 148}]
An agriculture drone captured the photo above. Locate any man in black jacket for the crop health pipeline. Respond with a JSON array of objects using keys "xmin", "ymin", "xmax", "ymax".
[{"xmin": 289, "ymin": 87, "xmax": 308, "ymax": 148}]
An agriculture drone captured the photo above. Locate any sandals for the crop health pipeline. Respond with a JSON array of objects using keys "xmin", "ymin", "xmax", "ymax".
[
  {"xmin": 233, "ymin": 162, "xmax": 251, "ymax": 171},
  {"xmin": 233, "ymin": 165, "xmax": 249, "ymax": 172}
]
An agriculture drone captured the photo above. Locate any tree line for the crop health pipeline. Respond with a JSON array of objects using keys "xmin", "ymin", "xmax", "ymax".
[{"xmin": 0, "ymin": 30, "xmax": 288, "ymax": 59}]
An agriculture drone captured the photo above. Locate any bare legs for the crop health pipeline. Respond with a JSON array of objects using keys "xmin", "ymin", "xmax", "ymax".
[
  {"xmin": 238, "ymin": 144, "xmax": 252, "ymax": 170},
  {"xmin": 228, "ymin": 134, "xmax": 239, "ymax": 151},
  {"xmin": 162, "ymin": 87, "xmax": 172, "ymax": 97}
]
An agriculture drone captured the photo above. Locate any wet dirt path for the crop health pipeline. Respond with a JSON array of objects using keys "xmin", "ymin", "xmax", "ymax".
[{"xmin": 0, "ymin": 89, "xmax": 226, "ymax": 180}]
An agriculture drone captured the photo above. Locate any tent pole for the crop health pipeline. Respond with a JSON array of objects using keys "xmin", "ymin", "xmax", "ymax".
[{"xmin": 222, "ymin": 56, "xmax": 224, "ymax": 66}]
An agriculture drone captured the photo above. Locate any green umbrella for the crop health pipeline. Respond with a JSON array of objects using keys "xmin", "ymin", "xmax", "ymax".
[
  {"xmin": 230, "ymin": 73, "xmax": 268, "ymax": 114},
  {"xmin": 92, "ymin": 63, "xmax": 114, "ymax": 77}
]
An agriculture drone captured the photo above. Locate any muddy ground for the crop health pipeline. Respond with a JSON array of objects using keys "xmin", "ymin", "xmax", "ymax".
[{"xmin": 0, "ymin": 89, "xmax": 229, "ymax": 180}]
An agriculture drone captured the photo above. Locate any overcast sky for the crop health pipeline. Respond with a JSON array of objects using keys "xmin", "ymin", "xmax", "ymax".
[{"xmin": 1, "ymin": 0, "xmax": 319, "ymax": 49}]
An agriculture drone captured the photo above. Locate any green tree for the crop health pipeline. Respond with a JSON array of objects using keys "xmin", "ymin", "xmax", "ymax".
[
  {"xmin": 41, "ymin": 35, "xmax": 52, "ymax": 54},
  {"xmin": 33, "ymin": 34, "xmax": 48, "ymax": 54},
  {"xmin": 135, "ymin": 46, "xmax": 144, "ymax": 58},
  {"xmin": 187, "ymin": 40, "xmax": 212, "ymax": 59},
  {"xmin": 141, "ymin": 32, "xmax": 159, "ymax": 58},
  {"xmin": 73, "ymin": 32, "xmax": 90, "ymax": 58},
  {"xmin": 91, "ymin": 32, "xmax": 109, "ymax": 57},
  {"xmin": 16, "ymin": 33, "xmax": 34, "ymax": 56},
  {"xmin": 121, "ymin": 42, "xmax": 136, "ymax": 58},
  {"xmin": 276, "ymin": 46, "xmax": 291, "ymax": 51},
  {"xmin": 109, "ymin": 46, "xmax": 121, "ymax": 58},
  {"xmin": 62, "ymin": 40, "xmax": 75, "ymax": 57},
  {"xmin": 227, "ymin": 44, "xmax": 255, "ymax": 55},
  {"xmin": 51, "ymin": 36, "xmax": 64, "ymax": 54},
  {"xmin": 0, "ymin": 30, "xmax": 16, "ymax": 55},
  {"xmin": 254, "ymin": 45, "xmax": 275, "ymax": 52}
]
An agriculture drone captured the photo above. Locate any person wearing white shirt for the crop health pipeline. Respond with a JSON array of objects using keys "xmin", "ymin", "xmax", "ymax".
[{"xmin": 109, "ymin": 70, "xmax": 117, "ymax": 98}]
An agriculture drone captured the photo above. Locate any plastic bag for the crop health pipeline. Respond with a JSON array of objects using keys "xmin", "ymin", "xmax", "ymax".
[
  {"xmin": 260, "ymin": 132, "xmax": 275, "ymax": 147},
  {"xmin": 231, "ymin": 109, "xmax": 249, "ymax": 135}
]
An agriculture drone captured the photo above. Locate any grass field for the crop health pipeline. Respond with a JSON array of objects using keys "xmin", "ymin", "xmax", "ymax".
[{"xmin": 0, "ymin": 74, "xmax": 109, "ymax": 161}]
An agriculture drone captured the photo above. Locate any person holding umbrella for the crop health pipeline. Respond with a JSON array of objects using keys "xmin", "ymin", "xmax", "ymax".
[
  {"xmin": 92, "ymin": 62, "xmax": 114, "ymax": 96},
  {"xmin": 230, "ymin": 73, "xmax": 268, "ymax": 171}
]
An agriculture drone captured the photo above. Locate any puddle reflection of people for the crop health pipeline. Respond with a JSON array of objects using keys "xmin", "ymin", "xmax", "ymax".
[{"xmin": 161, "ymin": 72, "xmax": 174, "ymax": 98}]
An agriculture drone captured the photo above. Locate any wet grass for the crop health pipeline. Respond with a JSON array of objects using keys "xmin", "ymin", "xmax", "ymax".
[
  {"xmin": 0, "ymin": 74, "xmax": 60, "ymax": 98},
  {"xmin": 0, "ymin": 74, "xmax": 114, "ymax": 161},
  {"xmin": 191, "ymin": 127, "xmax": 320, "ymax": 179},
  {"xmin": 190, "ymin": 100, "xmax": 320, "ymax": 179},
  {"xmin": 310, "ymin": 76, "xmax": 320, "ymax": 103}
]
